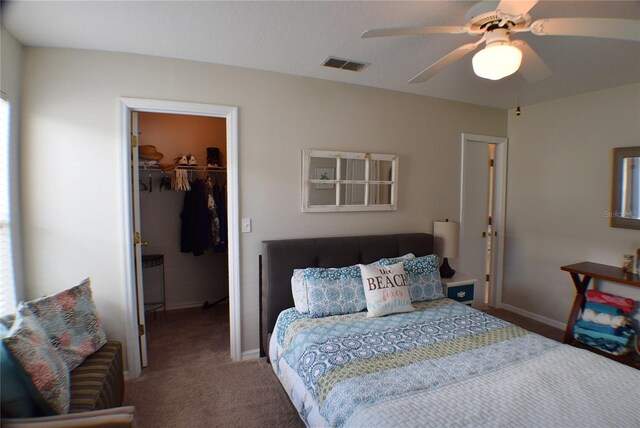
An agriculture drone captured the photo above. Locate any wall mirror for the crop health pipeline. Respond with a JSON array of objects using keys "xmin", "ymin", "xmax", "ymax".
[
  {"xmin": 611, "ymin": 146, "xmax": 640, "ymax": 229},
  {"xmin": 302, "ymin": 149, "xmax": 398, "ymax": 212}
]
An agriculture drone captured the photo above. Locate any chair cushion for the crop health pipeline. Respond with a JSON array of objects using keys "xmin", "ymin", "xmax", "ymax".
[{"xmin": 69, "ymin": 341, "xmax": 124, "ymax": 413}]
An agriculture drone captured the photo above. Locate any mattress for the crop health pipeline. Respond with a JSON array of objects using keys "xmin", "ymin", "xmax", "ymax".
[{"xmin": 270, "ymin": 298, "xmax": 640, "ymax": 427}]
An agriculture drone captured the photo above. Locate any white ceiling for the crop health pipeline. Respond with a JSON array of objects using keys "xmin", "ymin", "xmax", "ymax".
[{"xmin": 3, "ymin": 0, "xmax": 639, "ymax": 109}]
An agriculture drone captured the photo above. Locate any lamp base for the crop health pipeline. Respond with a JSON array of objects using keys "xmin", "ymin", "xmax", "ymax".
[{"xmin": 439, "ymin": 258, "xmax": 456, "ymax": 279}]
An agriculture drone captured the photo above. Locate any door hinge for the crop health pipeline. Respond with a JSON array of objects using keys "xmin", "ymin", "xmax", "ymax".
[
  {"xmin": 139, "ymin": 324, "xmax": 145, "ymax": 336},
  {"xmin": 488, "ymin": 216, "xmax": 492, "ymax": 226},
  {"xmin": 489, "ymin": 159, "xmax": 494, "ymax": 167},
  {"xmin": 134, "ymin": 232, "xmax": 141, "ymax": 245},
  {"xmin": 132, "ymin": 135, "xmax": 138, "ymax": 148},
  {"xmin": 486, "ymin": 274, "xmax": 490, "ymax": 282}
]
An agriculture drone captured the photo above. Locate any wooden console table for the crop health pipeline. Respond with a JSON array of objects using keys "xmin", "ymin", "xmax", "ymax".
[{"xmin": 561, "ymin": 261, "xmax": 639, "ymax": 369}]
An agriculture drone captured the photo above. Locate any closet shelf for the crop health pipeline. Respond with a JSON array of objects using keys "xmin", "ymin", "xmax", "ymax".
[{"xmin": 138, "ymin": 165, "xmax": 226, "ymax": 173}]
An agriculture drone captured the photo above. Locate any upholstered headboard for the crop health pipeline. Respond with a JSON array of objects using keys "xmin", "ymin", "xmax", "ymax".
[{"xmin": 259, "ymin": 233, "xmax": 434, "ymax": 357}]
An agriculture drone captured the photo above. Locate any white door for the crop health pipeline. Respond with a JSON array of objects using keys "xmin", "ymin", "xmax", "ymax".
[
  {"xmin": 459, "ymin": 141, "xmax": 491, "ymax": 306},
  {"xmin": 131, "ymin": 112, "xmax": 148, "ymax": 367},
  {"xmin": 459, "ymin": 134, "xmax": 508, "ymax": 307}
]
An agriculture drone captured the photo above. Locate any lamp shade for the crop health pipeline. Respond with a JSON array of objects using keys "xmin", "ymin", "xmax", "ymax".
[
  {"xmin": 472, "ymin": 44, "xmax": 522, "ymax": 80},
  {"xmin": 434, "ymin": 221, "xmax": 459, "ymax": 259}
]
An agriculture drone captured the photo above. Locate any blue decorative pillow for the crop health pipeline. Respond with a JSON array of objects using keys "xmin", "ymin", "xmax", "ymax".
[
  {"xmin": 376, "ymin": 253, "xmax": 415, "ymax": 265},
  {"xmin": 3, "ymin": 305, "xmax": 70, "ymax": 415},
  {"xmin": 23, "ymin": 278, "xmax": 107, "ymax": 371},
  {"xmin": 380, "ymin": 254, "xmax": 443, "ymax": 302},
  {"xmin": 302, "ymin": 265, "xmax": 366, "ymax": 318},
  {"xmin": 1, "ymin": 320, "xmax": 41, "ymax": 418}
]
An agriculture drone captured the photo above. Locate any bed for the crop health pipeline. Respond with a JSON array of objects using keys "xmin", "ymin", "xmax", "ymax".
[{"xmin": 260, "ymin": 233, "xmax": 640, "ymax": 427}]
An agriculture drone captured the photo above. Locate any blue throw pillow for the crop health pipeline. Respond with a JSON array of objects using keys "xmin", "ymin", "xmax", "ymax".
[
  {"xmin": 380, "ymin": 254, "xmax": 444, "ymax": 302},
  {"xmin": 303, "ymin": 265, "xmax": 366, "ymax": 318},
  {"xmin": 376, "ymin": 253, "xmax": 415, "ymax": 265},
  {"xmin": 0, "ymin": 322, "xmax": 40, "ymax": 418}
]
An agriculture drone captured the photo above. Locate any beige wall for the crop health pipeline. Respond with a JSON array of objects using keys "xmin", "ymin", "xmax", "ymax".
[
  {"xmin": 20, "ymin": 47, "xmax": 506, "ymax": 367},
  {"xmin": 504, "ymin": 83, "xmax": 640, "ymax": 326}
]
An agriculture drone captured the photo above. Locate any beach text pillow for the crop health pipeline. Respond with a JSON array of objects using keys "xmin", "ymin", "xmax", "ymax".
[{"xmin": 359, "ymin": 262, "xmax": 414, "ymax": 317}]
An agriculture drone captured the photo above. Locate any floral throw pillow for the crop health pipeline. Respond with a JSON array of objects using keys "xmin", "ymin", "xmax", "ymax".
[
  {"xmin": 359, "ymin": 262, "xmax": 414, "ymax": 317},
  {"xmin": 380, "ymin": 254, "xmax": 444, "ymax": 302},
  {"xmin": 24, "ymin": 278, "xmax": 107, "ymax": 371},
  {"xmin": 3, "ymin": 305, "xmax": 70, "ymax": 415}
]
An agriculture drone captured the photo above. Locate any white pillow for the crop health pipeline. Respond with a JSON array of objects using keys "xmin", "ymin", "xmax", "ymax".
[
  {"xmin": 291, "ymin": 269, "xmax": 309, "ymax": 313},
  {"xmin": 359, "ymin": 262, "xmax": 414, "ymax": 318}
]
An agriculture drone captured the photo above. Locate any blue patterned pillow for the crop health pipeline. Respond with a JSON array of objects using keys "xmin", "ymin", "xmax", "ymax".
[
  {"xmin": 23, "ymin": 278, "xmax": 107, "ymax": 371},
  {"xmin": 376, "ymin": 253, "xmax": 415, "ymax": 265},
  {"xmin": 302, "ymin": 265, "xmax": 366, "ymax": 318},
  {"xmin": 380, "ymin": 254, "xmax": 443, "ymax": 302},
  {"xmin": 3, "ymin": 305, "xmax": 70, "ymax": 415},
  {"xmin": 1, "ymin": 320, "xmax": 41, "ymax": 418}
]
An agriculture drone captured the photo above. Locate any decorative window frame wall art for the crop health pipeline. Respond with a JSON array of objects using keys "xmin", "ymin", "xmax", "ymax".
[
  {"xmin": 314, "ymin": 167, "xmax": 335, "ymax": 190},
  {"xmin": 302, "ymin": 149, "xmax": 398, "ymax": 212}
]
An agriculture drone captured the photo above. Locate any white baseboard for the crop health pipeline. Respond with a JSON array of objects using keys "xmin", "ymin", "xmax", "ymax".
[
  {"xmin": 498, "ymin": 303, "xmax": 567, "ymax": 331},
  {"xmin": 241, "ymin": 348, "xmax": 260, "ymax": 360}
]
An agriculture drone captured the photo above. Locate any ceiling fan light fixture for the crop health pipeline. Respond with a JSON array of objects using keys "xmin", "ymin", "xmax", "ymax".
[{"xmin": 472, "ymin": 43, "xmax": 523, "ymax": 80}]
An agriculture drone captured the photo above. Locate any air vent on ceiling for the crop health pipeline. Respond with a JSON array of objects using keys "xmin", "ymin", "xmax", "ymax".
[{"xmin": 323, "ymin": 56, "xmax": 369, "ymax": 72}]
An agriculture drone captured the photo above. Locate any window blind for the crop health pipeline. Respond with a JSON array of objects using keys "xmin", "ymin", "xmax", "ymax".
[{"xmin": 0, "ymin": 98, "xmax": 16, "ymax": 316}]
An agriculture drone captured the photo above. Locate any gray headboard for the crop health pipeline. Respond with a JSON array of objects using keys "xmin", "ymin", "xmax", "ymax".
[{"xmin": 259, "ymin": 233, "xmax": 434, "ymax": 357}]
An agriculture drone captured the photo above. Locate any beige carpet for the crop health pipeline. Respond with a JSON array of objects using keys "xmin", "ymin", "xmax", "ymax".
[{"xmin": 124, "ymin": 303, "xmax": 304, "ymax": 428}]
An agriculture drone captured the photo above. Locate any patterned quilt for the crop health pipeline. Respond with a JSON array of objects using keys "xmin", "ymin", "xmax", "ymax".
[{"xmin": 270, "ymin": 299, "xmax": 640, "ymax": 427}]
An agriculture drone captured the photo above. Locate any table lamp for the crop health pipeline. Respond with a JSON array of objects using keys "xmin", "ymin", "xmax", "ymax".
[{"xmin": 434, "ymin": 219, "xmax": 459, "ymax": 279}]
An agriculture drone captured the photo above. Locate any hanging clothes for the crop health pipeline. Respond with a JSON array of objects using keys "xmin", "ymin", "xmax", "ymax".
[
  {"xmin": 180, "ymin": 180, "xmax": 212, "ymax": 256},
  {"xmin": 213, "ymin": 181, "xmax": 227, "ymax": 252},
  {"xmin": 206, "ymin": 177, "xmax": 221, "ymax": 246}
]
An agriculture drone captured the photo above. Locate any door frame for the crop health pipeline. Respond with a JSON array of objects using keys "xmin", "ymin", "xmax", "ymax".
[
  {"xmin": 119, "ymin": 98, "xmax": 240, "ymax": 378},
  {"xmin": 459, "ymin": 133, "xmax": 507, "ymax": 308}
]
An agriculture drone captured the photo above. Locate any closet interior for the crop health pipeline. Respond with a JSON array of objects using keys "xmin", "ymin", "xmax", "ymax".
[{"xmin": 136, "ymin": 112, "xmax": 229, "ymax": 324}]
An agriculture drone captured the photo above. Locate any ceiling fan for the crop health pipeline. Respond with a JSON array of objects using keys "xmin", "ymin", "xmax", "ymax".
[{"xmin": 361, "ymin": 0, "xmax": 640, "ymax": 83}]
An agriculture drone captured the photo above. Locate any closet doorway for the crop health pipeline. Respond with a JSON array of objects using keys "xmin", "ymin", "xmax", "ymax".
[
  {"xmin": 459, "ymin": 133, "xmax": 507, "ymax": 309},
  {"xmin": 120, "ymin": 99, "xmax": 240, "ymax": 379}
]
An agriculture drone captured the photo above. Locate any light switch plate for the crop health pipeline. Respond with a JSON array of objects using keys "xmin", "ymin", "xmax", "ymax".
[{"xmin": 241, "ymin": 218, "xmax": 252, "ymax": 233}]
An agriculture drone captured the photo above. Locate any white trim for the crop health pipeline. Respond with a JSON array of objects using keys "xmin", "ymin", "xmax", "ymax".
[
  {"xmin": 119, "ymin": 98, "xmax": 241, "ymax": 379},
  {"xmin": 241, "ymin": 348, "xmax": 260, "ymax": 360},
  {"xmin": 498, "ymin": 303, "xmax": 567, "ymax": 331},
  {"xmin": 460, "ymin": 133, "xmax": 507, "ymax": 308}
]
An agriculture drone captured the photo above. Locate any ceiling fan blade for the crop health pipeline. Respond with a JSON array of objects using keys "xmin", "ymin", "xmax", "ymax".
[
  {"xmin": 511, "ymin": 40, "xmax": 552, "ymax": 82},
  {"xmin": 496, "ymin": 0, "xmax": 539, "ymax": 18},
  {"xmin": 409, "ymin": 43, "xmax": 480, "ymax": 83},
  {"xmin": 361, "ymin": 26, "xmax": 465, "ymax": 39},
  {"xmin": 530, "ymin": 18, "xmax": 640, "ymax": 42}
]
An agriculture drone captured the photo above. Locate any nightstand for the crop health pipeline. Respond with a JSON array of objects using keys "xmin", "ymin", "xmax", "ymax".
[{"xmin": 441, "ymin": 274, "xmax": 476, "ymax": 305}]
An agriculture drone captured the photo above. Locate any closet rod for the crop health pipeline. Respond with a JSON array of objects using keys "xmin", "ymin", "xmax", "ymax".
[{"xmin": 138, "ymin": 165, "xmax": 226, "ymax": 173}]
